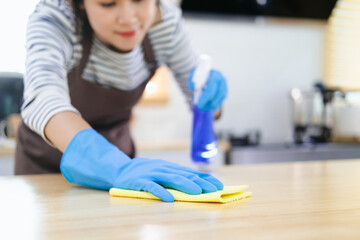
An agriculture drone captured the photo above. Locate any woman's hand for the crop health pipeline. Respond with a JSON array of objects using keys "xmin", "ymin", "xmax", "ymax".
[
  {"xmin": 60, "ymin": 129, "xmax": 224, "ymax": 202},
  {"xmin": 188, "ymin": 69, "xmax": 228, "ymax": 111},
  {"xmin": 114, "ymin": 157, "xmax": 223, "ymax": 202}
]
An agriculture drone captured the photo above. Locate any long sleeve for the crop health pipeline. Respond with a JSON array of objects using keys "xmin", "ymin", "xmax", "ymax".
[
  {"xmin": 21, "ymin": 0, "xmax": 199, "ymax": 142},
  {"xmin": 21, "ymin": 0, "xmax": 81, "ymax": 140},
  {"xmin": 164, "ymin": 8, "xmax": 199, "ymax": 106}
]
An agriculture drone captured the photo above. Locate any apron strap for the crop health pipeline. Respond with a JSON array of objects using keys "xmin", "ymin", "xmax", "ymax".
[{"xmin": 142, "ymin": 34, "xmax": 158, "ymax": 76}]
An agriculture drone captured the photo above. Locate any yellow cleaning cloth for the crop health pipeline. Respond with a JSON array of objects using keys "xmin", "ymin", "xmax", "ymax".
[{"xmin": 109, "ymin": 185, "xmax": 252, "ymax": 203}]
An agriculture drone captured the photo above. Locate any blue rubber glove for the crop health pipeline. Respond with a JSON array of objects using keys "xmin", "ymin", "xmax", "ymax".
[
  {"xmin": 188, "ymin": 68, "xmax": 228, "ymax": 111},
  {"xmin": 60, "ymin": 129, "xmax": 224, "ymax": 202}
]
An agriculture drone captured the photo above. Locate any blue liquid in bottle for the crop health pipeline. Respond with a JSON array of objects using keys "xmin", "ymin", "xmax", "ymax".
[{"xmin": 191, "ymin": 105, "xmax": 218, "ymax": 165}]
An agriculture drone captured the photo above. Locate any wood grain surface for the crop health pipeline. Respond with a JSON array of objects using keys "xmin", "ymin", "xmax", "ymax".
[{"xmin": 1, "ymin": 159, "xmax": 360, "ymax": 240}]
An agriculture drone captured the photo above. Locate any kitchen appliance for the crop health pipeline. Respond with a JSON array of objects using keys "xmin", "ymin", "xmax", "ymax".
[
  {"xmin": 332, "ymin": 91, "xmax": 360, "ymax": 142},
  {"xmin": 290, "ymin": 82, "xmax": 343, "ymax": 144}
]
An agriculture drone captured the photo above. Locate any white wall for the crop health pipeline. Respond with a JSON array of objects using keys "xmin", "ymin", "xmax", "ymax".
[
  {"xmin": 132, "ymin": 17, "xmax": 325, "ymax": 145},
  {"xmin": 0, "ymin": 1, "xmax": 38, "ymax": 73}
]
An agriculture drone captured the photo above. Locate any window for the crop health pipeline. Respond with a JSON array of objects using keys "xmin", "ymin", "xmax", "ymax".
[{"xmin": 324, "ymin": 0, "xmax": 360, "ymax": 90}]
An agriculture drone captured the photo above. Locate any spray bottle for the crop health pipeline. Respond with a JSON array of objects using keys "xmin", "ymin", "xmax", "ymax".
[{"xmin": 191, "ymin": 54, "xmax": 218, "ymax": 166}]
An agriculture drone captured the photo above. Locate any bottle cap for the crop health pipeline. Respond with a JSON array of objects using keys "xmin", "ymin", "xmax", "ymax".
[{"xmin": 193, "ymin": 54, "xmax": 212, "ymax": 104}]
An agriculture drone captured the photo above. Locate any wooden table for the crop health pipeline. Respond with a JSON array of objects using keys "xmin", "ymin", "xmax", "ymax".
[{"xmin": 1, "ymin": 159, "xmax": 360, "ymax": 240}]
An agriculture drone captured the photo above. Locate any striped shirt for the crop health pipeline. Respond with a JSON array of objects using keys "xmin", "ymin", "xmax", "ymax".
[{"xmin": 22, "ymin": 0, "xmax": 199, "ymax": 140}]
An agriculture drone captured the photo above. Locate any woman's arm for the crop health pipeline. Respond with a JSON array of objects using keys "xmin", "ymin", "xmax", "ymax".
[
  {"xmin": 44, "ymin": 111, "xmax": 91, "ymax": 152},
  {"xmin": 22, "ymin": 1, "xmax": 81, "ymax": 141},
  {"xmin": 165, "ymin": 14, "xmax": 227, "ymax": 114}
]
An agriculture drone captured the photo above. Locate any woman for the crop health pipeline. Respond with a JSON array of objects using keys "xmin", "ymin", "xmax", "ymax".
[{"xmin": 15, "ymin": 0, "xmax": 228, "ymax": 202}]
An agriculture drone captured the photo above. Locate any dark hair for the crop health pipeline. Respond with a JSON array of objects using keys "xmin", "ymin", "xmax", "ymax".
[{"xmin": 70, "ymin": 0, "xmax": 91, "ymax": 35}]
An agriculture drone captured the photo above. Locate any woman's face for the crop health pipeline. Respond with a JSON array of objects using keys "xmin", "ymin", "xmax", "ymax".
[{"xmin": 83, "ymin": 0, "xmax": 159, "ymax": 52}]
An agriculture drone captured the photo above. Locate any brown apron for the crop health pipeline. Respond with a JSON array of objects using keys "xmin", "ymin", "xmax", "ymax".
[{"xmin": 14, "ymin": 32, "xmax": 158, "ymax": 175}]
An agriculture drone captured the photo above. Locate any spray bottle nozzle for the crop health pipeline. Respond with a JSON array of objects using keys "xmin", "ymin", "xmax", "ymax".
[{"xmin": 193, "ymin": 55, "xmax": 212, "ymax": 104}]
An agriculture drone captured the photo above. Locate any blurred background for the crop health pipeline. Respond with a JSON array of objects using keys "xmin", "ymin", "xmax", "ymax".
[{"xmin": 1, "ymin": 0, "xmax": 360, "ymax": 174}]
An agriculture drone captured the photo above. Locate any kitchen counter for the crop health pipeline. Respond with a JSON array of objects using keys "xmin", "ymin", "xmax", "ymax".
[
  {"xmin": 229, "ymin": 143, "xmax": 360, "ymax": 165},
  {"xmin": 1, "ymin": 159, "xmax": 360, "ymax": 240}
]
